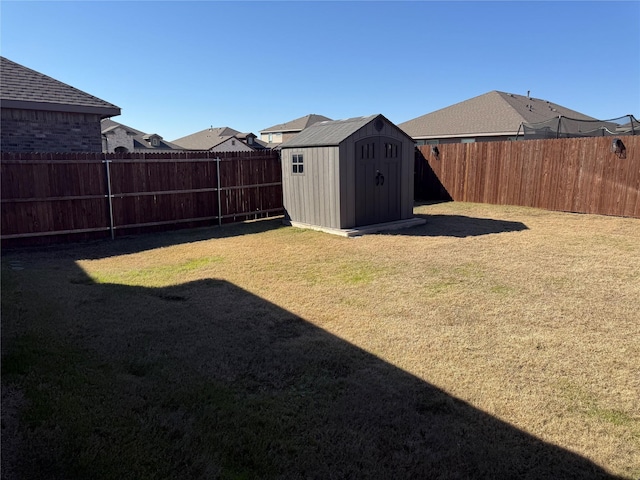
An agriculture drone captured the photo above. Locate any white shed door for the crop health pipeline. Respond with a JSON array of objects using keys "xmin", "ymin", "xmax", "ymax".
[{"xmin": 355, "ymin": 137, "xmax": 401, "ymax": 226}]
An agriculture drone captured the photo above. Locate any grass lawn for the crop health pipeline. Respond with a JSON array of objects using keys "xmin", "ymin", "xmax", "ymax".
[{"xmin": 2, "ymin": 201, "xmax": 638, "ymax": 479}]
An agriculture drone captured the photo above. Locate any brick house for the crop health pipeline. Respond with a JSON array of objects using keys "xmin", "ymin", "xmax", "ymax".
[
  {"xmin": 1, "ymin": 56, "xmax": 120, "ymax": 153},
  {"xmin": 101, "ymin": 119, "xmax": 183, "ymax": 153}
]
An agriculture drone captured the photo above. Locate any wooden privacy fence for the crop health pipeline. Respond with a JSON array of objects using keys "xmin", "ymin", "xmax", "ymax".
[
  {"xmin": 1, "ymin": 150, "xmax": 283, "ymax": 247},
  {"xmin": 415, "ymin": 136, "xmax": 640, "ymax": 218}
]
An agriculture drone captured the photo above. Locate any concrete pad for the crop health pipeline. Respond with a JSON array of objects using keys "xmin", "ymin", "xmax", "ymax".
[{"xmin": 288, "ymin": 217, "xmax": 426, "ymax": 237}]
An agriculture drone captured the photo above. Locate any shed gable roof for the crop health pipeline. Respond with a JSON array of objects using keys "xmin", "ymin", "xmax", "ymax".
[
  {"xmin": 260, "ymin": 114, "xmax": 333, "ymax": 134},
  {"xmin": 281, "ymin": 114, "xmax": 413, "ymax": 148},
  {"xmin": 1, "ymin": 56, "xmax": 120, "ymax": 117},
  {"xmin": 398, "ymin": 91, "xmax": 597, "ymax": 139}
]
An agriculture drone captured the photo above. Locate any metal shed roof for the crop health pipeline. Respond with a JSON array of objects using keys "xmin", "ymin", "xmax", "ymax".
[{"xmin": 281, "ymin": 114, "xmax": 413, "ymax": 148}]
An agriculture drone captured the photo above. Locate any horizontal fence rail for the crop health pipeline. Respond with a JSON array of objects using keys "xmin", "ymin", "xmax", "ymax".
[
  {"xmin": 1, "ymin": 150, "xmax": 284, "ymax": 247},
  {"xmin": 415, "ymin": 136, "xmax": 640, "ymax": 219}
]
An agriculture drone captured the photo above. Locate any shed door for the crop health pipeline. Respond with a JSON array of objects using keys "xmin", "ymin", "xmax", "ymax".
[{"xmin": 355, "ymin": 137, "xmax": 402, "ymax": 226}]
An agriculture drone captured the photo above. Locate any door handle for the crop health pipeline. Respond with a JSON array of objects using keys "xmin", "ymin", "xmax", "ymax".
[{"xmin": 375, "ymin": 170, "xmax": 384, "ymax": 186}]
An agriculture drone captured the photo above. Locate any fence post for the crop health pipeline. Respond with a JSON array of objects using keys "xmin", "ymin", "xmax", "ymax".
[
  {"xmin": 104, "ymin": 157, "xmax": 115, "ymax": 240},
  {"xmin": 556, "ymin": 115, "xmax": 562, "ymax": 139},
  {"xmin": 216, "ymin": 156, "xmax": 222, "ymax": 226}
]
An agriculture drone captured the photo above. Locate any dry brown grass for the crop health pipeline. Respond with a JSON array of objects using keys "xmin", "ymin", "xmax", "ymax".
[{"xmin": 2, "ymin": 201, "xmax": 639, "ymax": 479}]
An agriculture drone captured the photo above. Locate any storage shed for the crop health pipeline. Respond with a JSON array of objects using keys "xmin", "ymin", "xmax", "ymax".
[{"xmin": 280, "ymin": 114, "xmax": 425, "ymax": 236}]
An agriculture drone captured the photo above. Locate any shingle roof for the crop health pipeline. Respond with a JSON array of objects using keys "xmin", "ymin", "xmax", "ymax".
[
  {"xmin": 171, "ymin": 127, "xmax": 243, "ymax": 150},
  {"xmin": 260, "ymin": 114, "xmax": 333, "ymax": 134},
  {"xmin": 281, "ymin": 114, "xmax": 413, "ymax": 148},
  {"xmin": 1, "ymin": 56, "xmax": 120, "ymax": 117},
  {"xmin": 398, "ymin": 91, "xmax": 597, "ymax": 139},
  {"xmin": 101, "ymin": 118, "xmax": 143, "ymax": 136},
  {"xmin": 235, "ymin": 133, "xmax": 269, "ymax": 150},
  {"xmin": 101, "ymin": 119, "xmax": 183, "ymax": 151},
  {"xmin": 254, "ymin": 138, "xmax": 269, "ymax": 148}
]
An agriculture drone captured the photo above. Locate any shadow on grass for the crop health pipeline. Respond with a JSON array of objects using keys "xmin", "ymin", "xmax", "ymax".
[
  {"xmin": 0, "ymin": 242, "xmax": 619, "ymax": 479},
  {"xmin": 2, "ymin": 215, "xmax": 287, "ymax": 261},
  {"xmin": 389, "ymin": 214, "xmax": 528, "ymax": 238}
]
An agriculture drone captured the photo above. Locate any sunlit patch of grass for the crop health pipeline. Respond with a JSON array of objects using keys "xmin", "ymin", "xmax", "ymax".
[
  {"xmin": 88, "ymin": 256, "xmax": 224, "ymax": 287},
  {"xmin": 300, "ymin": 259, "xmax": 385, "ymax": 287},
  {"xmin": 453, "ymin": 262, "xmax": 485, "ymax": 280},
  {"xmin": 3, "ymin": 203, "xmax": 639, "ymax": 479},
  {"xmin": 558, "ymin": 380, "xmax": 637, "ymax": 428},
  {"xmin": 490, "ymin": 284, "xmax": 514, "ymax": 295},
  {"xmin": 587, "ymin": 406, "xmax": 636, "ymax": 427},
  {"xmin": 425, "ymin": 280, "xmax": 459, "ymax": 294},
  {"xmin": 421, "ymin": 262, "xmax": 488, "ymax": 295},
  {"xmin": 337, "ymin": 260, "xmax": 381, "ymax": 285}
]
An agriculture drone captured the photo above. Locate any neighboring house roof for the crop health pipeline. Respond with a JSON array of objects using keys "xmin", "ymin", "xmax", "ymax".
[
  {"xmin": 616, "ymin": 118, "xmax": 640, "ymax": 134},
  {"xmin": 171, "ymin": 127, "xmax": 243, "ymax": 150},
  {"xmin": 235, "ymin": 132, "xmax": 268, "ymax": 150},
  {"xmin": 171, "ymin": 127, "xmax": 262, "ymax": 151},
  {"xmin": 399, "ymin": 90, "xmax": 598, "ymax": 139},
  {"xmin": 281, "ymin": 114, "xmax": 414, "ymax": 149},
  {"xmin": 101, "ymin": 119, "xmax": 183, "ymax": 150},
  {"xmin": 260, "ymin": 114, "xmax": 333, "ymax": 134},
  {"xmin": 0, "ymin": 56, "xmax": 120, "ymax": 117}
]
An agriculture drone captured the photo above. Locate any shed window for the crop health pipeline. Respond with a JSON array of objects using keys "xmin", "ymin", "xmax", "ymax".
[
  {"xmin": 292, "ymin": 154, "xmax": 304, "ymax": 174},
  {"xmin": 361, "ymin": 142, "xmax": 375, "ymax": 159},
  {"xmin": 384, "ymin": 142, "xmax": 398, "ymax": 158}
]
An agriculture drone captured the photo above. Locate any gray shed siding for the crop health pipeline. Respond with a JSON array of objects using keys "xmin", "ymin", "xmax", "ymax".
[
  {"xmin": 337, "ymin": 120, "xmax": 414, "ymax": 228},
  {"xmin": 282, "ymin": 146, "xmax": 342, "ymax": 229},
  {"xmin": 281, "ymin": 115, "xmax": 415, "ymax": 230}
]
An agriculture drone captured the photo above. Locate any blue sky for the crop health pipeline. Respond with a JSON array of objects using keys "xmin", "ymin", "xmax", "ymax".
[{"xmin": 2, "ymin": 1, "xmax": 639, "ymax": 140}]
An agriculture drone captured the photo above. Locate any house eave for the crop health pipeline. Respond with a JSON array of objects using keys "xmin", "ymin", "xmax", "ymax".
[
  {"xmin": 260, "ymin": 129, "xmax": 303, "ymax": 135},
  {"xmin": 412, "ymin": 131, "xmax": 522, "ymax": 140},
  {"xmin": 1, "ymin": 99, "xmax": 121, "ymax": 118}
]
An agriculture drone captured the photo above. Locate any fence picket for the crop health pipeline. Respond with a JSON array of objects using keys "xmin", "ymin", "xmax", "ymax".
[
  {"xmin": 416, "ymin": 136, "xmax": 640, "ymax": 219},
  {"xmin": 1, "ymin": 151, "xmax": 284, "ymax": 247}
]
